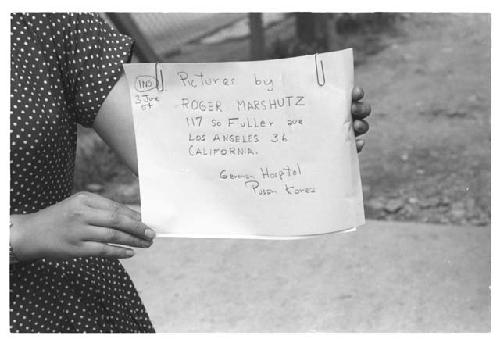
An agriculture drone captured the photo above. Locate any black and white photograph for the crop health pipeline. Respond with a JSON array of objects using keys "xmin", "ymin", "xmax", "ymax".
[{"xmin": 7, "ymin": 4, "xmax": 492, "ymax": 334}]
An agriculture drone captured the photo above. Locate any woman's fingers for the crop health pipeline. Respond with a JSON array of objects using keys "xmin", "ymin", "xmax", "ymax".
[
  {"xmin": 75, "ymin": 191, "xmax": 156, "ymax": 240},
  {"xmin": 355, "ymin": 139, "xmax": 365, "ymax": 153},
  {"xmin": 81, "ymin": 241, "xmax": 135, "ymax": 259},
  {"xmin": 352, "ymin": 86, "xmax": 369, "ymax": 154},
  {"xmin": 79, "ymin": 191, "xmax": 141, "ymax": 221},
  {"xmin": 354, "ymin": 119, "xmax": 370, "ymax": 136},
  {"xmin": 82, "ymin": 225, "xmax": 153, "ymax": 248},
  {"xmin": 352, "ymin": 86, "xmax": 365, "ymax": 102},
  {"xmin": 352, "ymin": 102, "xmax": 371, "ymax": 120},
  {"xmin": 85, "ymin": 207, "xmax": 156, "ymax": 241}
]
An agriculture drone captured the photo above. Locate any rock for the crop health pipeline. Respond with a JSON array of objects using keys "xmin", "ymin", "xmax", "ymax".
[
  {"xmin": 472, "ymin": 219, "xmax": 489, "ymax": 227},
  {"xmin": 418, "ymin": 197, "xmax": 441, "ymax": 209},
  {"xmin": 467, "ymin": 94, "xmax": 479, "ymax": 103},
  {"xmin": 446, "ymin": 109, "xmax": 467, "ymax": 118},
  {"xmin": 400, "ymin": 153, "xmax": 409, "ymax": 161},
  {"xmin": 367, "ymin": 197, "xmax": 385, "ymax": 211},
  {"xmin": 86, "ymin": 183, "xmax": 104, "ymax": 193},
  {"xmin": 408, "ymin": 197, "xmax": 419, "ymax": 204},
  {"xmin": 384, "ymin": 199, "xmax": 404, "ymax": 213},
  {"xmin": 438, "ymin": 197, "xmax": 451, "ymax": 206},
  {"xmin": 451, "ymin": 202, "xmax": 466, "ymax": 219}
]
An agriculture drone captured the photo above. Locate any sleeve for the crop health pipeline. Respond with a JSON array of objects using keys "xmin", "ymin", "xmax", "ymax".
[{"xmin": 54, "ymin": 13, "xmax": 134, "ymax": 127}]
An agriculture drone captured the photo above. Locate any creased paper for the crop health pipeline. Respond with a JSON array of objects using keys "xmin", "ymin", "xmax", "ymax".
[{"xmin": 123, "ymin": 48, "xmax": 364, "ymax": 239}]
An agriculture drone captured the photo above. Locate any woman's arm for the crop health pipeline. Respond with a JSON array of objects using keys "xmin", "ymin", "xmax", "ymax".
[
  {"xmin": 10, "ymin": 78, "xmax": 156, "ymax": 262},
  {"xmin": 93, "ymin": 73, "xmax": 371, "ymax": 175},
  {"xmin": 93, "ymin": 74, "xmax": 139, "ymax": 175}
]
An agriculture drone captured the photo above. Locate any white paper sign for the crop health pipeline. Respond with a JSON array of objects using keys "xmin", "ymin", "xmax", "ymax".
[{"xmin": 123, "ymin": 48, "xmax": 364, "ymax": 239}]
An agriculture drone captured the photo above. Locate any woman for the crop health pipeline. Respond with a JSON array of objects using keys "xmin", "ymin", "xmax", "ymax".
[{"xmin": 9, "ymin": 13, "xmax": 371, "ymax": 333}]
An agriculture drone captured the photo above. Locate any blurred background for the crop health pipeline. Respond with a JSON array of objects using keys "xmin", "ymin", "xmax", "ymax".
[
  {"xmin": 75, "ymin": 13, "xmax": 490, "ymax": 228},
  {"xmin": 72, "ymin": 13, "xmax": 490, "ymax": 332}
]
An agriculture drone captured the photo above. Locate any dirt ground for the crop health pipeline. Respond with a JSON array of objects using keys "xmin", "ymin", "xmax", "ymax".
[
  {"xmin": 355, "ymin": 13, "xmax": 490, "ymax": 226},
  {"xmin": 123, "ymin": 219, "xmax": 490, "ymax": 332},
  {"xmin": 74, "ymin": 13, "xmax": 491, "ymax": 227}
]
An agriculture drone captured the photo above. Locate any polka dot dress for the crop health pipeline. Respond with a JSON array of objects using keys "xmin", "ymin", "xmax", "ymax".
[{"xmin": 10, "ymin": 13, "xmax": 155, "ymax": 333}]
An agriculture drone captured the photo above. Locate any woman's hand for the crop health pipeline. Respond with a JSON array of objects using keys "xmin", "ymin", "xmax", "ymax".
[
  {"xmin": 351, "ymin": 86, "xmax": 371, "ymax": 152},
  {"xmin": 10, "ymin": 192, "xmax": 156, "ymax": 262}
]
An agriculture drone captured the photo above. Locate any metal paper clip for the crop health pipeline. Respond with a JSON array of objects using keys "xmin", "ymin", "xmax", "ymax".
[
  {"xmin": 155, "ymin": 62, "xmax": 165, "ymax": 91},
  {"xmin": 315, "ymin": 53, "xmax": 326, "ymax": 87}
]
